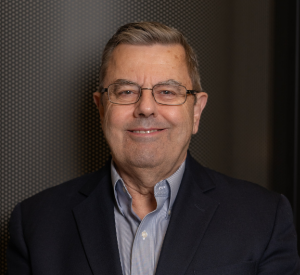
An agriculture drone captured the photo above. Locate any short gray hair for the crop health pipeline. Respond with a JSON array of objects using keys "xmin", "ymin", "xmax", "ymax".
[{"xmin": 99, "ymin": 22, "xmax": 202, "ymax": 93}]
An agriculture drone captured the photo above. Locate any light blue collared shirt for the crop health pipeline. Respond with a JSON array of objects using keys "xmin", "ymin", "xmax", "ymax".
[{"xmin": 111, "ymin": 160, "xmax": 185, "ymax": 275}]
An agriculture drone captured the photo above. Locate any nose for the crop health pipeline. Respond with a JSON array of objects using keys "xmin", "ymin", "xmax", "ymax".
[{"xmin": 133, "ymin": 88, "xmax": 158, "ymax": 118}]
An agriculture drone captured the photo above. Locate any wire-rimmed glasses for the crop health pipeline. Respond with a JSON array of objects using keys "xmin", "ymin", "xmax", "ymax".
[{"xmin": 101, "ymin": 82, "xmax": 200, "ymax": 105}]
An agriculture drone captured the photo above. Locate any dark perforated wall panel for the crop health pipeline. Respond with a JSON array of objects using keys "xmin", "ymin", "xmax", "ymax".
[{"xmin": 1, "ymin": 1, "xmax": 272, "ymax": 272}]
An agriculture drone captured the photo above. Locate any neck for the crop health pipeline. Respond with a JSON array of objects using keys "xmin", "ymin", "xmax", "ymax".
[
  {"xmin": 113, "ymin": 156, "xmax": 185, "ymax": 220},
  {"xmin": 124, "ymin": 182, "xmax": 157, "ymax": 220}
]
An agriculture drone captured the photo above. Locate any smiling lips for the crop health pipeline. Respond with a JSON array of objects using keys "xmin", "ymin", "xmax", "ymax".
[{"xmin": 129, "ymin": 129, "xmax": 163, "ymax": 134}]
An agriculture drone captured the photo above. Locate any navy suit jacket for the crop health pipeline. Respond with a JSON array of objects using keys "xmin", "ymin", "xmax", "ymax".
[{"xmin": 7, "ymin": 154, "xmax": 300, "ymax": 274}]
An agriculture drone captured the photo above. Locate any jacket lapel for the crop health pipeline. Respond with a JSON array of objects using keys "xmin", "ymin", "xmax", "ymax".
[
  {"xmin": 73, "ymin": 165, "xmax": 123, "ymax": 275},
  {"xmin": 155, "ymin": 154, "xmax": 220, "ymax": 275}
]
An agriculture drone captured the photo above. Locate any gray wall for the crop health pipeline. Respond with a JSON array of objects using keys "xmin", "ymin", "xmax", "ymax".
[
  {"xmin": 191, "ymin": 0, "xmax": 273, "ymax": 188},
  {"xmin": 1, "ymin": 1, "xmax": 272, "ymax": 272}
]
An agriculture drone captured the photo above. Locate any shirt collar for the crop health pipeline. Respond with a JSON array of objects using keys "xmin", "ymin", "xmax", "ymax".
[{"xmin": 111, "ymin": 160, "xmax": 185, "ymax": 216}]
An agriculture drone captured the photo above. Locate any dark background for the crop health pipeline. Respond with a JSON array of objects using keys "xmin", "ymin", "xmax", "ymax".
[{"xmin": 1, "ymin": 0, "xmax": 299, "ymax": 272}]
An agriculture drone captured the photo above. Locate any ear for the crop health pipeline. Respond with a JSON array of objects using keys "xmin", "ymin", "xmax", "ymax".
[
  {"xmin": 93, "ymin": 91, "xmax": 105, "ymax": 121},
  {"xmin": 192, "ymin": 92, "xmax": 208, "ymax": 134}
]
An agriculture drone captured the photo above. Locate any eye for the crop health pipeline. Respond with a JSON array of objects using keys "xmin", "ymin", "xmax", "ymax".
[
  {"xmin": 158, "ymin": 89, "xmax": 176, "ymax": 96},
  {"xmin": 154, "ymin": 84, "xmax": 179, "ymax": 96},
  {"xmin": 117, "ymin": 89, "xmax": 139, "ymax": 96},
  {"xmin": 120, "ymin": 90, "xmax": 133, "ymax": 95},
  {"xmin": 161, "ymin": 90, "xmax": 173, "ymax": 95}
]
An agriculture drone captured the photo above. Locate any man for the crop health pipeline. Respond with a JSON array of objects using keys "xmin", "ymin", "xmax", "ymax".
[{"xmin": 7, "ymin": 22, "xmax": 299, "ymax": 274}]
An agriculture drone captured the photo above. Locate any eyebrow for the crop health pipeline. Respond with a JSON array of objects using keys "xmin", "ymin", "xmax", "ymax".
[
  {"xmin": 112, "ymin": 79, "xmax": 138, "ymax": 85},
  {"xmin": 156, "ymin": 79, "xmax": 182, "ymax": 86},
  {"xmin": 111, "ymin": 79, "xmax": 182, "ymax": 86}
]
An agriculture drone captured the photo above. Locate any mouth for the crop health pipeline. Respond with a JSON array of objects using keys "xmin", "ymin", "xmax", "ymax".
[
  {"xmin": 128, "ymin": 128, "xmax": 164, "ymax": 134},
  {"xmin": 131, "ymin": 129, "xmax": 161, "ymax": 134}
]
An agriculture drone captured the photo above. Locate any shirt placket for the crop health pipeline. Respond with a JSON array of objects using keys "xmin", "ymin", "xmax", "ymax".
[{"xmin": 130, "ymin": 181, "xmax": 169, "ymax": 275}]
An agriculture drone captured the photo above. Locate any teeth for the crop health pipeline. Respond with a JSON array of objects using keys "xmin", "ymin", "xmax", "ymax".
[{"xmin": 132, "ymin": 130, "xmax": 158, "ymax": 134}]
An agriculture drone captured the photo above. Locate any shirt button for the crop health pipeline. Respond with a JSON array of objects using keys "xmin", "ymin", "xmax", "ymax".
[
  {"xmin": 122, "ymin": 186, "xmax": 126, "ymax": 193},
  {"xmin": 168, "ymin": 209, "xmax": 171, "ymax": 216},
  {"xmin": 141, "ymin": 230, "xmax": 148, "ymax": 240}
]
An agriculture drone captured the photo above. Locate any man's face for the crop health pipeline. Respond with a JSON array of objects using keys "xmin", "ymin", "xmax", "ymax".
[{"xmin": 94, "ymin": 44, "xmax": 207, "ymax": 174}]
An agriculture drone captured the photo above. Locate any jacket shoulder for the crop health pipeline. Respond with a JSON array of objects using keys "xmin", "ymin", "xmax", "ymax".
[
  {"xmin": 18, "ymin": 163, "xmax": 110, "ymax": 214},
  {"xmin": 187, "ymin": 154, "xmax": 282, "ymax": 207},
  {"xmin": 205, "ymin": 165, "xmax": 279, "ymax": 201}
]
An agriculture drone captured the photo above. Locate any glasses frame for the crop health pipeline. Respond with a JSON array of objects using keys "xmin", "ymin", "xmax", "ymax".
[{"xmin": 101, "ymin": 83, "xmax": 200, "ymax": 106}]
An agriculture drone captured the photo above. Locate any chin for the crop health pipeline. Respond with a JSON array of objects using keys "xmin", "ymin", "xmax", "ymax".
[
  {"xmin": 116, "ymin": 145, "xmax": 165, "ymax": 169},
  {"xmin": 127, "ymin": 151, "xmax": 163, "ymax": 168},
  {"xmin": 128, "ymin": 158, "xmax": 160, "ymax": 169}
]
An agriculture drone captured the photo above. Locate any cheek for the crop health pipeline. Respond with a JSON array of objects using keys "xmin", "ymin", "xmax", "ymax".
[
  {"xmin": 176, "ymin": 104, "xmax": 193, "ymax": 123},
  {"xmin": 101, "ymin": 104, "xmax": 112, "ymax": 133},
  {"xmin": 101, "ymin": 105, "xmax": 131, "ymax": 136},
  {"xmin": 101, "ymin": 104, "xmax": 121, "ymax": 139},
  {"xmin": 181, "ymin": 107, "xmax": 194, "ymax": 139},
  {"xmin": 162, "ymin": 106, "xmax": 194, "ymax": 135}
]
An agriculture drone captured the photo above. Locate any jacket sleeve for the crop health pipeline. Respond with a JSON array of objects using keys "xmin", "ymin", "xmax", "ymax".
[
  {"xmin": 258, "ymin": 194, "xmax": 300, "ymax": 274},
  {"xmin": 6, "ymin": 203, "xmax": 32, "ymax": 275}
]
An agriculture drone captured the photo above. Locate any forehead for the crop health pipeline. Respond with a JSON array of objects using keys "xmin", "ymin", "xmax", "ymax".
[{"xmin": 104, "ymin": 44, "xmax": 191, "ymax": 87}]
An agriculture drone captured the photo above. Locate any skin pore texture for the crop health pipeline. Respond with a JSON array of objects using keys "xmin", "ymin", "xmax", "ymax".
[{"xmin": 93, "ymin": 44, "xmax": 207, "ymax": 219}]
